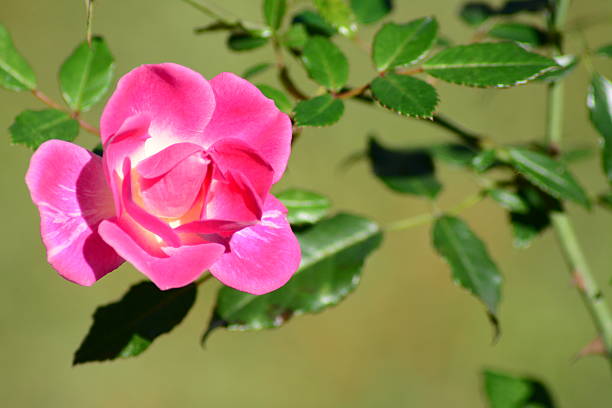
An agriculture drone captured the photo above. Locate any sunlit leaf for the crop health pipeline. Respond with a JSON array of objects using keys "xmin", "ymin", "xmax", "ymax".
[
  {"xmin": 9, "ymin": 109, "xmax": 79, "ymax": 149},
  {"xmin": 313, "ymin": 0, "xmax": 357, "ymax": 36},
  {"xmin": 0, "ymin": 23, "xmax": 36, "ymax": 91},
  {"xmin": 350, "ymin": 0, "xmax": 392, "ymax": 25},
  {"xmin": 302, "ymin": 36, "xmax": 348, "ymax": 91},
  {"xmin": 276, "ymin": 189, "xmax": 331, "ymax": 225},
  {"xmin": 294, "ymin": 94, "xmax": 344, "ymax": 126},
  {"xmin": 256, "ymin": 84, "xmax": 293, "ymax": 113},
  {"xmin": 371, "ymin": 73, "xmax": 438, "ymax": 118},
  {"xmin": 283, "ymin": 23, "xmax": 309, "ymax": 50},
  {"xmin": 487, "ymin": 188, "xmax": 529, "ymax": 213},
  {"xmin": 472, "ymin": 149, "xmax": 497, "ymax": 172},
  {"xmin": 263, "ymin": 0, "xmax": 287, "ymax": 30}
]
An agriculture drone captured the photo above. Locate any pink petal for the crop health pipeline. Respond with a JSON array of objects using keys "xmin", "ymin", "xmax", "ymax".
[
  {"xmin": 100, "ymin": 63, "xmax": 215, "ymax": 145},
  {"xmin": 206, "ymin": 171, "xmax": 263, "ymax": 223},
  {"xmin": 98, "ymin": 219, "xmax": 225, "ymax": 290},
  {"xmin": 209, "ymin": 138, "xmax": 274, "ymax": 200},
  {"xmin": 209, "ymin": 195, "xmax": 301, "ymax": 295},
  {"xmin": 25, "ymin": 140, "xmax": 123, "ymax": 286},
  {"xmin": 136, "ymin": 142, "xmax": 203, "ymax": 179},
  {"xmin": 202, "ymin": 72, "xmax": 292, "ymax": 183}
]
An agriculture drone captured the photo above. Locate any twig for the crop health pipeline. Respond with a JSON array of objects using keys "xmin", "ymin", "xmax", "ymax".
[{"xmin": 32, "ymin": 89, "xmax": 100, "ymax": 136}]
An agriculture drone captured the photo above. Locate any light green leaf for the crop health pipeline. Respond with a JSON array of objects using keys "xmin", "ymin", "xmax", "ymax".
[
  {"xmin": 472, "ymin": 149, "xmax": 497, "ymax": 172},
  {"xmin": 263, "ymin": 0, "xmax": 287, "ymax": 30},
  {"xmin": 256, "ymin": 84, "xmax": 293, "ymax": 113},
  {"xmin": 587, "ymin": 74, "xmax": 612, "ymax": 184},
  {"xmin": 596, "ymin": 44, "xmax": 612, "ymax": 58},
  {"xmin": 276, "ymin": 189, "xmax": 331, "ymax": 225},
  {"xmin": 313, "ymin": 0, "xmax": 357, "ymax": 37},
  {"xmin": 373, "ymin": 18, "xmax": 438, "ymax": 72},
  {"xmin": 488, "ymin": 22, "xmax": 546, "ymax": 46},
  {"xmin": 368, "ymin": 137, "xmax": 441, "ymax": 198},
  {"xmin": 9, "ymin": 109, "xmax": 79, "ymax": 149},
  {"xmin": 423, "ymin": 42, "xmax": 557, "ymax": 87},
  {"xmin": 487, "ymin": 188, "xmax": 529, "ymax": 213},
  {"xmin": 0, "ymin": 23, "xmax": 36, "ymax": 91},
  {"xmin": 483, "ymin": 370, "xmax": 555, "ymax": 408},
  {"xmin": 371, "ymin": 73, "xmax": 438, "ymax": 118},
  {"xmin": 294, "ymin": 94, "xmax": 344, "ymax": 126},
  {"xmin": 242, "ymin": 62, "xmax": 272, "ymax": 79},
  {"xmin": 302, "ymin": 36, "xmax": 348, "ymax": 91},
  {"xmin": 536, "ymin": 55, "xmax": 579, "ymax": 82},
  {"xmin": 432, "ymin": 215, "xmax": 502, "ymax": 316},
  {"xmin": 283, "ymin": 23, "xmax": 309, "ymax": 50},
  {"xmin": 74, "ymin": 282, "xmax": 196, "ymax": 364},
  {"xmin": 350, "ymin": 0, "xmax": 392, "ymax": 25},
  {"xmin": 508, "ymin": 147, "xmax": 590, "ymax": 208},
  {"xmin": 204, "ymin": 213, "xmax": 382, "ymax": 338},
  {"xmin": 59, "ymin": 37, "xmax": 114, "ymax": 112},
  {"xmin": 227, "ymin": 32, "xmax": 269, "ymax": 51}
]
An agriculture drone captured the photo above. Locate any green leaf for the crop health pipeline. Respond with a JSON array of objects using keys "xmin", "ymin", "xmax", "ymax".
[
  {"xmin": 283, "ymin": 23, "xmax": 309, "ymax": 50},
  {"xmin": 59, "ymin": 37, "xmax": 114, "ymax": 112},
  {"xmin": 242, "ymin": 62, "xmax": 272, "ymax": 79},
  {"xmin": 294, "ymin": 94, "xmax": 344, "ymax": 126},
  {"xmin": 459, "ymin": 3, "xmax": 495, "ymax": 26},
  {"xmin": 276, "ymin": 189, "xmax": 331, "ymax": 225},
  {"xmin": 488, "ymin": 22, "xmax": 547, "ymax": 46},
  {"xmin": 596, "ymin": 44, "xmax": 612, "ymax": 58},
  {"xmin": 432, "ymin": 215, "xmax": 502, "ymax": 316},
  {"xmin": 92, "ymin": 142, "xmax": 103, "ymax": 156},
  {"xmin": 423, "ymin": 42, "xmax": 557, "ymax": 87},
  {"xmin": 204, "ymin": 213, "xmax": 382, "ymax": 338},
  {"xmin": 510, "ymin": 184, "xmax": 560, "ymax": 249},
  {"xmin": 536, "ymin": 55, "xmax": 579, "ymax": 82},
  {"xmin": 429, "ymin": 143, "xmax": 478, "ymax": 167},
  {"xmin": 313, "ymin": 0, "xmax": 357, "ymax": 37},
  {"xmin": 263, "ymin": 0, "xmax": 287, "ymax": 30},
  {"xmin": 350, "ymin": 0, "xmax": 392, "ymax": 24},
  {"xmin": 507, "ymin": 147, "xmax": 590, "ymax": 208},
  {"xmin": 372, "ymin": 18, "xmax": 439, "ymax": 72},
  {"xmin": 599, "ymin": 191, "xmax": 612, "ymax": 210},
  {"xmin": 368, "ymin": 138, "xmax": 441, "ymax": 198},
  {"xmin": 292, "ymin": 10, "xmax": 337, "ymax": 37},
  {"xmin": 302, "ymin": 36, "xmax": 348, "ymax": 91},
  {"xmin": 587, "ymin": 74, "xmax": 612, "ymax": 184},
  {"xmin": 227, "ymin": 32, "xmax": 269, "ymax": 51},
  {"xmin": 371, "ymin": 73, "xmax": 438, "ymax": 118},
  {"xmin": 472, "ymin": 149, "xmax": 497, "ymax": 173},
  {"xmin": 483, "ymin": 369, "xmax": 555, "ymax": 408},
  {"xmin": 0, "ymin": 23, "xmax": 36, "ymax": 91},
  {"xmin": 256, "ymin": 84, "xmax": 293, "ymax": 113},
  {"xmin": 487, "ymin": 188, "xmax": 529, "ymax": 213},
  {"xmin": 9, "ymin": 109, "xmax": 79, "ymax": 149},
  {"xmin": 73, "ymin": 282, "xmax": 196, "ymax": 364}
]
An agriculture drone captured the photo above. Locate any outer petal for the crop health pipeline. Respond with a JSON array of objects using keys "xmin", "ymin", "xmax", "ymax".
[
  {"xmin": 99, "ymin": 219, "xmax": 225, "ymax": 290},
  {"xmin": 209, "ymin": 195, "xmax": 301, "ymax": 295},
  {"xmin": 25, "ymin": 140, "xmax": 124, "ymax": 286},
  {"xmin": 100, "ymin": 63, "xmax": 215, "ymax": 145},
  {"xmin": 202, "ymin": 72, "xmax": 292, "ymax": 183}
]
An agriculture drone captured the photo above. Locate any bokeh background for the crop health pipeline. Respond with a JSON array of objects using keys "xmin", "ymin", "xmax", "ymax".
[{"xmin": 1, "ymin": 0, "xmax": 612, "ymax": 407}]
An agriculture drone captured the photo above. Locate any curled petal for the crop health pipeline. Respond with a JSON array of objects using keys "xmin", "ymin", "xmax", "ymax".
[
  {"xmin": 209, "ymin": 195, "xmax": 301, "ymax": 295},
  {"xmin": 25, "ymin": 140, "xmax": 123, "ymax": 286}
]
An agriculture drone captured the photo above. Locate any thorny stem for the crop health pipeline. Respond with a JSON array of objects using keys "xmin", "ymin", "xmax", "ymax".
[
  {"xmin": 545, "ymin": 0, "xmax": 612, "ymax": 371},
  {"xmin": 31, "ymin": 89, "xmax": 100, "ymax": 136}
]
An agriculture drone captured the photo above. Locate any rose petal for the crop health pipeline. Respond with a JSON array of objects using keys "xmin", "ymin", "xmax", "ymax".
[
  {"xmin": 99, "ymin": 219, "xmax": 225, "ymax": 290},
  {"xmin": 206, "ymin": 171, "xmax": 263, "ymax": 223},
  {"xmin": 25, "ymin": 140, "xmax": 123, "ymax": 286},
  {"xmin": 136, "ymin": 142, "xmax": 203, "ymax": 179},
  {"xmin": 100, "ymin": 63, "xmax": 215, "ymax": 146},
  {"xmin": 209, "ymin": 195, "xmax": 301, "ymax": 295},
  {"xmin": 203, "ymin": 72, "xmax": 292, "ymax": 183}
]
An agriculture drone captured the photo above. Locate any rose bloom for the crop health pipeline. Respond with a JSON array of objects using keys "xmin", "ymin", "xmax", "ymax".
[{"xmin": 25, "ymin": 63, "xmax": 301, "ymax": 294}]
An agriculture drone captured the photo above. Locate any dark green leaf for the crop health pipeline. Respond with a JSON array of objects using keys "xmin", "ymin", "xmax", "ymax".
[
  {"xmin": 596, "ymin": 44, "xmax": 612, "ymax": 58},
  {"xmin": 508, "ymin": 147, "xmax": 590, "ymax": 208},
  {"xmin": 599, "ymin": 191, "xmax": 612, "ymax": 210},
  {"xmin": 313, "ymin": 0, "xmax": 357, "ymax": 37},
  {"xmin": 536, "ymin": 55, "xmax": 579, "ymax": 82},
  {"xmin": 510, "ymin": 183, "xmax": 559, "ymax": 249},
  {"xmin": 74, "ymin": 281, "xmax": 196, "ymax": 364},
  {"xmin": 9, "ymin": 109, "xmax": 79, "ymax": 149},
  {"xmin": 423, "ymin": 42, "xmax": 557, "ymax": 87},
  {"xmin": 459, "ymin": 3, "xmax": 495, "ymax": 26},
  {"xmin": 283, "ymin": 23, "xmax": 309, "ymax": 50},
  {"xmin": 488, "ymin": 22, "xmax": 547, "ymax": 46},
  {"xmin": 205, "ymin": 213, "xmax": 382, "ymax": 338},
  {"xmin": 59, "ymin": 37, "xmax": 114, "ymax": 112},
  {"xmin": 256, "ymin": 84, "xmax": 293, "ymax": 113},
  {"xmin": 368, "ymin": 138, "xmax": 441, "ymax": 198},
  {"xmin": 498, "ymin": 0, "xmax": 548, "ymax": 15},
  {"xmin": 432, "ymin": 215, "xmax": 502, "ymax": 316},
  {"xmin": 587, "ymin": 74, "xmax": 612, "ymax": 184},
  {"xmin": 372, "ymin": 18, "xmax": 438, "ymax": 72},
  {"xmin": 488, "ymin": 188, "xmax": 529, "ymax": 213},
  {"xmin": 429, "ymin": 143, "xmax": 478, "ymax": 167},
  {"xmin": 276, "ymin": 189, "xmax": 331, "ymax": 225},
  {"xmin": 292, "ymin": 10, "xmax": 337, "ymax": 37},
  {"xmin": 350, "ymin": 0, "xmax": 392, "ymax": 24},
  {"xmin": 0, "ymin": 23, "xmax": 36, "ymax": 91},
  {"xmin": 242, "ymin": 62, "xmax": 272, "ymax": 79},
  {"xmin": 302, "ymin": 36, "xmax": 348, "ymax": 91},
  {"xmin": 92, "ymin": 142, "xmax": 103, "ymax": 156},
  {"xmin": 263, "ymin": 0, "xmax": 287, "ymax": 30},
  {"xmin": 472, "ymin": 149, "xmax": 497, "ymax": 172},
  {"xmin": 294, "ymin": 94, "xmax": 344, "ymax": 126},
  {"xmin": 483, "ymin": 369, "xmax": 555, "ymax": 408},
  {"xmin": 371, "ymin": 73, "xmax": 438, "ymax": 118},
  {"xmin": 227, "ymin": 32, "xmax": 269, "ymax": 51}
]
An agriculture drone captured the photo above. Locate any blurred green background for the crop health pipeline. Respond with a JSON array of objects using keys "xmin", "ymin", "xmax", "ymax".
[{"xmin": 1, "ymin": 0, "xmax": 612, "ymax": 407}]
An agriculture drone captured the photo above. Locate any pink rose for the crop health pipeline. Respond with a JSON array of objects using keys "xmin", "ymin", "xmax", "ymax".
[{"xmin": 25, "ymin": 63, "xmax": 301, "ymax": 294}]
